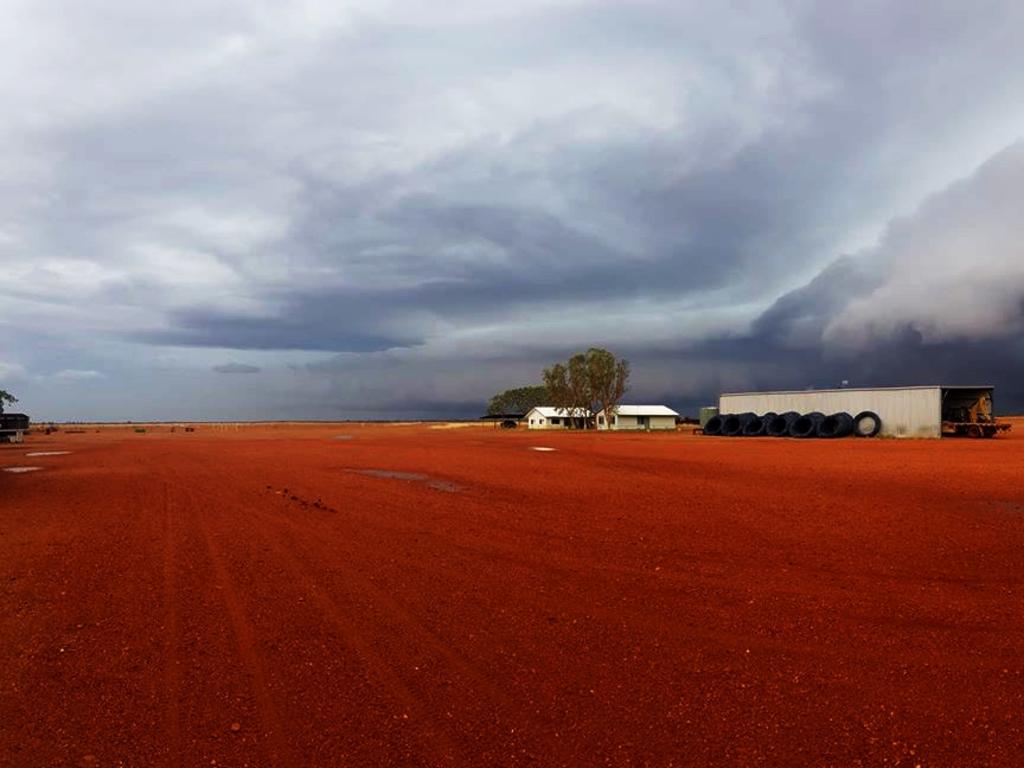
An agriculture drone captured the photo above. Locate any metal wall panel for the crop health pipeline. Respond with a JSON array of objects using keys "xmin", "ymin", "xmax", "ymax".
[{"xmin": 719, "ymin": 387, "xmax": 942, "ymax": 438}]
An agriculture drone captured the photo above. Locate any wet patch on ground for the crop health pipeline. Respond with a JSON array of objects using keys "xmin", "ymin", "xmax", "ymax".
[
  {"xmin": 332, "ymin": 435, "xmax": 354, "ymax": 441},
  {"xmin": 346, "ymin": 469, "xmax": 463, "ymax": 492},
  {"xmin": 265, "ymin": 485, "xmax": 338, "ymax": 513},
  {"xmin": 3, "ymin": 466, "xmax": 43, "ymax": 473},
  {"xmin": 529, "ymin": 447, "xmax": 556, "ymax": 452},
  {"xmin": 992, "ymin": 500, "xmax": 1024, "ymax": 514},
  {"xmin": 26, "ymin": 451, "xmax": 71, "ymax": 457}
]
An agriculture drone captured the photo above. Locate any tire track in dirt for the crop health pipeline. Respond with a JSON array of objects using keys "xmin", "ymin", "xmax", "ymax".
[
  {"xmin": 192, "ymin": 499, "xmax": 297, "ymax": 766},
  {"xmin": 160, "ymin": 481, "xmax": 182, "ymax": 767},
  {"xmin": 257, "ymin": 503, "xmax": 577, "ymax": 763},
  {"xmin": 225, "ymin": 501, "xmax": 465, "ymax": 765},
  {"xmin": 272, "ymin": 518, "xmax": 540, "ymax": 729}
]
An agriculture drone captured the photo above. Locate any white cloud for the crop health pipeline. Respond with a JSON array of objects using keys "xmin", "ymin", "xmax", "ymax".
[
  {"xmin": 0, "ymin": 361, "xmax": 28, "ymax": 380},
  {"xmin": 53, "ymin": 369, "xmax": 105, "ymax": 380}
]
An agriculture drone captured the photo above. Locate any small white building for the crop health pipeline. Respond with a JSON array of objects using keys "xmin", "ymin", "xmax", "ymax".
[
  {"xmin": 525, "ymin": 407, "xmax": 591, "ymax": 430},
  {"xmin": 597, "ymin": 405, "xmax": 679, "ymax": 431}
]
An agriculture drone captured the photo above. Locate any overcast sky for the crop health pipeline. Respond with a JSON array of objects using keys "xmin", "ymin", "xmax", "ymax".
[{"xmin": 3, "ymin": 0, "xmax": 1024, "ymax": 420}]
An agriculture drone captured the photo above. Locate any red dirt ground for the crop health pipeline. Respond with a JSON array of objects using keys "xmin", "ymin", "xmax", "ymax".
[{"xmin": 2, "ymin": 422, "xmax": 1024, "ymax": 767}]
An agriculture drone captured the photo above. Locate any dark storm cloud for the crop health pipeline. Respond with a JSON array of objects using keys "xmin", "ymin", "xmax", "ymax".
[
  {"xmin": 750, "ymin": 257, "xmax": 883, "ymax": 349},
  {"xmin": 147, "ymin": 291, "xmax": 418, "ymax": 353},
  {"xmin": 682, "ymin": 141, "xmax": 1024, "ymax": 411},
  {"xmin": 289, "ymin": 137, "xmax": 1024, "ymax": 417}
]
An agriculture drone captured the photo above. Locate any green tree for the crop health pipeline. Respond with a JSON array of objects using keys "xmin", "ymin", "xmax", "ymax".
[
  {"xmin": 542, "ymin": 362, "xmax": 587, "ymax": 427},
  {"xmin": 542, "ymin": 354, "xmax": 595, "ymax": 428},
  {"xmin": 586, "ymin": 347, "xmax": 630, "ymax": 428},
  {"xmin": 542, "ymin": 363, "xmax": 570, "ymax": 412},
  {"xmin": 0, "ymin": 390, "xmax": 16, "ymax": 414},
  {"xmin": 566, "ymin": 353, "xmax": 592, "ymax": 428},
  {"xmin": 541, "ymin": 348, "xmax": 630, "ymax": 429},
  {"xmin": 486, "ymin": 385, "xmax": 549, "ymax": 415}
]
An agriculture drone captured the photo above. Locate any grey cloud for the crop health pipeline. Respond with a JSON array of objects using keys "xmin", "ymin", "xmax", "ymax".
[
  {"xmin": 212, "ymin": 362, "xmax": 262, "ymax": 374},
  {"xmin": 4, "ymin": 2, "xmax": 1024, "ymax": 419}
]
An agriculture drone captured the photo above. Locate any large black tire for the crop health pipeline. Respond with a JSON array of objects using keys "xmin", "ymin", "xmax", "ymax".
[
  {"xmin": 764, "ymin": 412, "xmax": 798, "ymax": 437},
  {"xmin": 721, "ymin": 412, "xmax": 756, "ymax": 436},
  {"xmin": 789, "ymin": 412, "xmax": 825, "ymax": 438},
  {"xmin": 818, "ymin": 412, "xmax": 853, "ymax": 438},
  {"xmin": 719, "ymin": 413, "xmax": 742, "ymax": 436},
  {"xmin": 852, "ymin": 411, "xmax": 882, "ymax": 437},
  {"xmin": 703, "ymin": 415, "xmax": 724, "ymax": 436},
  {"xmin": 742, "ymin": 415, "xmax": 767, "ymax": 436}
]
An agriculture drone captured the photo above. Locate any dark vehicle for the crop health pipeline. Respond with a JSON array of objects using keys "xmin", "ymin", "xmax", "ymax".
[{"xmin": 480, "ymin": 413, "xmax": 525, "ymax": 430}]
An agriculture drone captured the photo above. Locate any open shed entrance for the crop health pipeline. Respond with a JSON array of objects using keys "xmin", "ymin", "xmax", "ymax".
[{"xmin": 940, "ymin": 386, "xmax": 1009, "ymax": 438}]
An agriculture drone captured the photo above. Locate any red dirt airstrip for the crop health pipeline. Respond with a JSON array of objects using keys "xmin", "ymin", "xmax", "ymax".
[{"xmin": 2, "ymin": 422, "xmax": 1024, "ymax": 766}]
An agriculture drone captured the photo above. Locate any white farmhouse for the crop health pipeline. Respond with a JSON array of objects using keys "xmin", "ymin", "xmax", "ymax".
[
  {"xmin": 524, "ymin": 407, "xmax": 591, "ymax": 430},
  {"xmin": 596, "ymin": 405, "xmax": 679, "ymax": 431},
  {"xmin": 525, "ymin": 405, "xmax": 679, "ymax": 430}
]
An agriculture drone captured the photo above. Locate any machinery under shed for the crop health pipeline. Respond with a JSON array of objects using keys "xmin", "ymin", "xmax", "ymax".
[
  {"xmin": 715, "ymin": 385, "xmax": 1010, "ymax": 439},
  {"xmin": 0, "ymin": 412, "xmax": 30, "ymax": 443}
]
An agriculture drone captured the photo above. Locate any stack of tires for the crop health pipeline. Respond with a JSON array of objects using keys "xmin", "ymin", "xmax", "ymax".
[{"xmin": 703, "ymin": 410, "xmax": 881, "ymax": 438}]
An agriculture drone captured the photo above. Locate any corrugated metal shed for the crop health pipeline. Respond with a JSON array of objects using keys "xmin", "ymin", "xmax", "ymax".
[{"xmin": 718, "ymin": 386, "xmax": 994, "ymax": 439}]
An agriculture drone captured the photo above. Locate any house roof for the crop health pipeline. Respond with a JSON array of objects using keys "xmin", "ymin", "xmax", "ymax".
[
  {"xmin": 612, "ymin": 405, "xmax": 679, "ymax": 417},
  {"xmin": 527, "ymin": 407, "xmax": 592, "ymax": 418},
  {"xmin": 527, "ymin": 405, "xmax": 679, "ymax": 418}
]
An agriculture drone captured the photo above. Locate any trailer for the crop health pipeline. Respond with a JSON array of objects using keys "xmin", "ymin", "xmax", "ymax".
[{"xmin": 715, "ymin": 386, "xmax": 1010, "ymax": 439}]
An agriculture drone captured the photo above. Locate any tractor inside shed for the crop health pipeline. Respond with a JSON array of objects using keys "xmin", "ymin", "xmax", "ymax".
[{"xmin": 940, "ymin": 386, "xmax": 1010, "ymax": 438}]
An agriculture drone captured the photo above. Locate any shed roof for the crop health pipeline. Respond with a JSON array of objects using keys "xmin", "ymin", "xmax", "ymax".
[
  {"xmin": 613, "ymin": 405, "xmax": 679, "ymax": 417},
  {"xmin": 527, "ymin": 407, "xmax": 592, "ymax": 418},
  {"xmin": 721, "ymin": 385, "xmax": 994, "ymax": 397}
]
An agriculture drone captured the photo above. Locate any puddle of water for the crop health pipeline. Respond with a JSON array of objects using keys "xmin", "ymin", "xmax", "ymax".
[
  {"xmin": 332, "ymin": 435, "xmax": 354, "ymax": 441},
  {"xmin": 26, "ymin": 451, "xmax": 70, "ymax": 457},
  {"xmin": 348, "ymin": 469, "xmax": 462, "ymax": 492},
  {"xmin": 3, "ymin": 466, "xmax": 43, "ymax": 473},
  {"xmin": 426, "ymin": 480, "xmax": 461, "ymax": 492},
  {"xmin": 530, "ymin": 447, "xmax": 556, "ymax": 452},
  {"xmin": 356, "ymin": 470, "xmax": 425, "ymax": 481}
]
